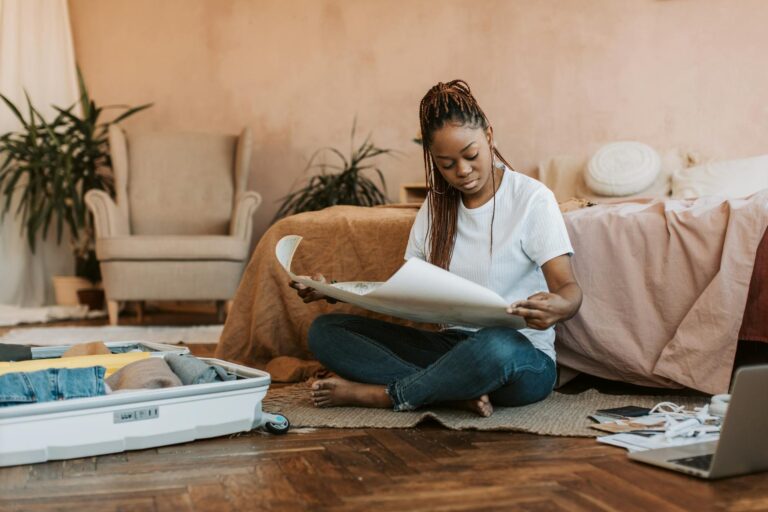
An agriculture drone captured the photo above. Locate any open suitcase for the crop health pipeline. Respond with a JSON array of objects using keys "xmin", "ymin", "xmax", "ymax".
[{"xmin": 0, "ymin": 341, "xmax": 289, "ymax": 467}]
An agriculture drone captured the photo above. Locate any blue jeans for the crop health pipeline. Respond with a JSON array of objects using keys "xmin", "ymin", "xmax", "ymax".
[
  {"xmin": 0, "ymin": 367, "xmax": 106, "ymax": 407},
  {"xmin": 308, "ymin": 314, "xmax": 557, "ymax": 411}
]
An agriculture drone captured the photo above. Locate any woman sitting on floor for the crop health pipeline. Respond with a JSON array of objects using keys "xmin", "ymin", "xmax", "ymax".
[{"xmin": 290, "ymin": 80, "xmax": 582, "ymax": 417}]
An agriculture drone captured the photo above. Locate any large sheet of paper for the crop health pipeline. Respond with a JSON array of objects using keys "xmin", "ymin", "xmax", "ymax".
[{"xmin": 276, "ymin": 235, "xmax": 525, "ymax": 329}]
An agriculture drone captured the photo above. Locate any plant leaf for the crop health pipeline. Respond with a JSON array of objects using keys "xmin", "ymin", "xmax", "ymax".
[{"xmin": 110, "ymin": 103, "xmax": 153, "ymax": 124}]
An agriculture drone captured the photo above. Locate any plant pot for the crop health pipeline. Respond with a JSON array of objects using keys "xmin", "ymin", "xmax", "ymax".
[
  {"xmin": 52, "ymin": 276, "xmax": 93, "ymax": 306},
  {"xmin": 77, "ymin": 288, "xmax": 105, "ymax": 311}
]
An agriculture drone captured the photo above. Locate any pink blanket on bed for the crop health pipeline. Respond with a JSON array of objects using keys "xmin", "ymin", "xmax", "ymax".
[{"xmin": 556, "ymin": 190, "xmax": 768, "ymax": 394}]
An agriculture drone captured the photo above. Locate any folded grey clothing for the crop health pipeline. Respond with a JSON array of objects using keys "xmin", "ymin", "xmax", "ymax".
[
  {"xmin": 164, "ymin": 353, "xmax": 235, "ymax": 385},
  {"xmin": 106, "ymin": 357, "xmax": 182, "ymax": 391},
  {"xmin": 0, "ymin": 343, "xmax": 32, "ymax": 362}
]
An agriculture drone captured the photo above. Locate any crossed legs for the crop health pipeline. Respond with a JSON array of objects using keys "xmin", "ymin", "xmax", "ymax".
[{"xmin": 307, "ymin": 314, "xmax": 556, "ymax": 416}]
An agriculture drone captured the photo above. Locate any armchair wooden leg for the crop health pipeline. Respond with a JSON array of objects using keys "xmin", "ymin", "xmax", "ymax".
[
  {"xmin": 135, "ymin": 301, "xmax": 145, "ymax": 323},
  {"xmin": 216, "ymin": 300, "xmax": 226, "ymax": 323},
  {"xmin": 107, "ymin": 300, "xmax": 120, "ymax": 325}
]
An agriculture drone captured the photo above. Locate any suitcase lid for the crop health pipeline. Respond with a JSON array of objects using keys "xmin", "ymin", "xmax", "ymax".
[{"xmin": 29, "ymin": 340, "xmax": 190, "ymax": 359}]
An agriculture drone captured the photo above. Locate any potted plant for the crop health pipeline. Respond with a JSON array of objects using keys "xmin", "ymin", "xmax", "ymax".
[
  {"xmin": 273, "ymin": 120, "xmax": 393, "ymax": 221},
  {"xmin": 0, "ymin": 71, "xmax": 151, "ymax": 308}
]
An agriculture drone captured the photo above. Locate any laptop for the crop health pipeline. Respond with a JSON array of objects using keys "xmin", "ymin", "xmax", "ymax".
[{"xmin": 628, "ymin": 364, "xmax": 768, "ymax": 479}]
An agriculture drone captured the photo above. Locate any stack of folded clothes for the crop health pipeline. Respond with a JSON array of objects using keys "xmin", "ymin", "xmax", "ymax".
[{"xmin": 0, "ymin": 342, "xmax": 235, "ymax": 408}]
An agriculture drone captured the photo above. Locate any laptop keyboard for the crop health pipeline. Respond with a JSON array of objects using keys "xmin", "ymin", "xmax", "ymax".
[{"xmin": 668, "ymin": 454, "xmax": 713, "ymax": 471}]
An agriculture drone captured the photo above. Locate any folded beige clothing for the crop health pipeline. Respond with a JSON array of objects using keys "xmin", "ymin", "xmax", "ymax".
[
  {"xmin": 62, "ymin": 341, "xmax": 111, "ymax": 358},
  {"xmin": 106, "ymin": 357, "xmax": 182, "ymax": 391}
]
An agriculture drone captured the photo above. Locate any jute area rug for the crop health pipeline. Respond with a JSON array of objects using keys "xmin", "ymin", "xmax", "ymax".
[
  {"xmin": 263, "ymin": 382, "xmax": 708, "ymax": 437},
  {"xmin": 0, "ymin": 325, "xmax": 223, "ymax": 346}
]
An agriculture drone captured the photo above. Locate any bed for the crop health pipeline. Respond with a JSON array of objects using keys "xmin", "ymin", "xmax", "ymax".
[{"xmin": 216, "ymin": 191, "xmax": 768, "ymax": 395}]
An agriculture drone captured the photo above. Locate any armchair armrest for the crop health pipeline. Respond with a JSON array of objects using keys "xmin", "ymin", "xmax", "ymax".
[
  {"xmin": 230, "ymin": 191, "xmax": 262, "ymax": 242},
  {"xmin": 85, "ymin": 189, "xmax": 130, "ymax": 238}
]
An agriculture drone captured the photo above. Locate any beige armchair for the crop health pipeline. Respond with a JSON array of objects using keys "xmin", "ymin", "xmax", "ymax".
[{"xmin": 86, "ymin": 126, "xmax": 262, "ymax": 325}]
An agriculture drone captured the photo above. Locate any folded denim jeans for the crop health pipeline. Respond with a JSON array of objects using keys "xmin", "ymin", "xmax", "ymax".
[{"xmin": 0, "ymin": 366, "xmax": 106, "ymax": 407}]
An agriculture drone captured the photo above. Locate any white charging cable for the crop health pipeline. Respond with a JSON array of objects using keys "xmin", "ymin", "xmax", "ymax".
[
  {"xmin": 648, "ymin": 400, "xmax": 723, "ymax": 439},
  {"xmin": 649, "ymin": 401, "xmax": 694, "ymax": 421}
]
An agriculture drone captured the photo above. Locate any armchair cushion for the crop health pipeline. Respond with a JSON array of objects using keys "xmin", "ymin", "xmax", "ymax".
[
  {"xmin": 96, "ymin": 235, "xmax": 248, "ymax": 262},
  {"xmin": 127, "ymin": 132, "xmax": 237, "ymax": 236}
]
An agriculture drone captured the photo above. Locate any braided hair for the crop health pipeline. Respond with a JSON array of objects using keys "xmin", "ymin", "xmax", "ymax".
[{"xmin": 418, "ymin": 80, "xmax": 514, "ymax": 270}]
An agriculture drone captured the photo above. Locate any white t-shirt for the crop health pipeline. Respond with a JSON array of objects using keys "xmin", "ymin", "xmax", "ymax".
[{"xmin": 404, "ymin": 168, "xmax": 573, "ymax": 361}]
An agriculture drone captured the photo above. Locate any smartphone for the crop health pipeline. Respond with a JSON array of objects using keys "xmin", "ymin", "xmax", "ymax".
[{"xmin": 595, "ymin": 405, "xmax": 652, "ymax": 418}]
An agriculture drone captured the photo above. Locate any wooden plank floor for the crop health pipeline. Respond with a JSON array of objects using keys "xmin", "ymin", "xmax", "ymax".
[
  {"xmin": 3, "ymin": 424, "xmax": 768, "ymax": 511},
  {"xmin": 1, "ymin": 309, "xmax": 768, "ymax": 511}
]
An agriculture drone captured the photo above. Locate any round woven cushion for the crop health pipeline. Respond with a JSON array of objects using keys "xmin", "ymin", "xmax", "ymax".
[{"xmin": 585, "ymin": 142, "xmax": 661, "ymax": 196}]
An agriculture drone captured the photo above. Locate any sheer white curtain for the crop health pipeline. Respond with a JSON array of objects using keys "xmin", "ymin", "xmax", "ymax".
[{"xmin": 0, "ymin": 0, "xmax": 80, "ymax": 306}]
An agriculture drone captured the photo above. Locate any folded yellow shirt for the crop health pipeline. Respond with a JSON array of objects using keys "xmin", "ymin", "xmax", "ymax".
[{"xmin": 0, "ymin": 352, "xmax": 150, "ymax": 378}]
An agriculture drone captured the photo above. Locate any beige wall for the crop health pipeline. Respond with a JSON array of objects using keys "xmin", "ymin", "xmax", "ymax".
[{"xmin": 69, "ymin": 0, "xmax": 768, "ymax": 238}]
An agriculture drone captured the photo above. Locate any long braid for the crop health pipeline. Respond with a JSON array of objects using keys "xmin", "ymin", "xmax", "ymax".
[{"xmin": 418, "ymin": 80, "xmax": 515, "ymax": 270}]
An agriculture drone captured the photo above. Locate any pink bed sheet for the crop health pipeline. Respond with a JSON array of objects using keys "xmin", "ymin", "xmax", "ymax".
[{"xmin": 556, "ymin": 191, "xmax": 768, "ymax": 394}]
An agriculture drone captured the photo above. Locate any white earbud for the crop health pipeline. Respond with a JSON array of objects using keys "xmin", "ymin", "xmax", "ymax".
[{"xmin": 710, "ymin": 394, "xmax": 730, "ymax": 417}]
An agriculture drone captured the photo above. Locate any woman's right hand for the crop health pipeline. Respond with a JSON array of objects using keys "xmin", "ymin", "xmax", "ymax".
[{"xmin": 288, "ymin": 274, "xmax": 338, "ymax": 304}]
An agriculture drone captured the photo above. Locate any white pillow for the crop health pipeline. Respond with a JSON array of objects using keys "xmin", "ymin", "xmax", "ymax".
[
  {"xmin": 538, "ymin": 148, "xmax": 689, "ymax": 202},
  {"xmin": 585, "ymin": 142, "xmax": 661, "ymax": 197},
  {"xmin": 671, "ymin": 154, "xmax": 768, "ymax": 199}
]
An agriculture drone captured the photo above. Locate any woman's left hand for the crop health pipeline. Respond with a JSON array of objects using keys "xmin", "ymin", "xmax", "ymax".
[{"xmin": 507, "ymin": 291, "xmax": 572, "ymax": 330}]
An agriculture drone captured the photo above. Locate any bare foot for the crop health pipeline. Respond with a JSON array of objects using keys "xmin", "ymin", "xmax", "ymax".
[
  {"xmin": 446, "ymin": 395, "xmax": 493, "ymax": 417},
  {"xmin": 310, "ymin": 378, "xmax": 492, "ymax": 417},
  {"xmin": 310, "ymin": 377, "xmax": 392, "ymax": 408}
]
